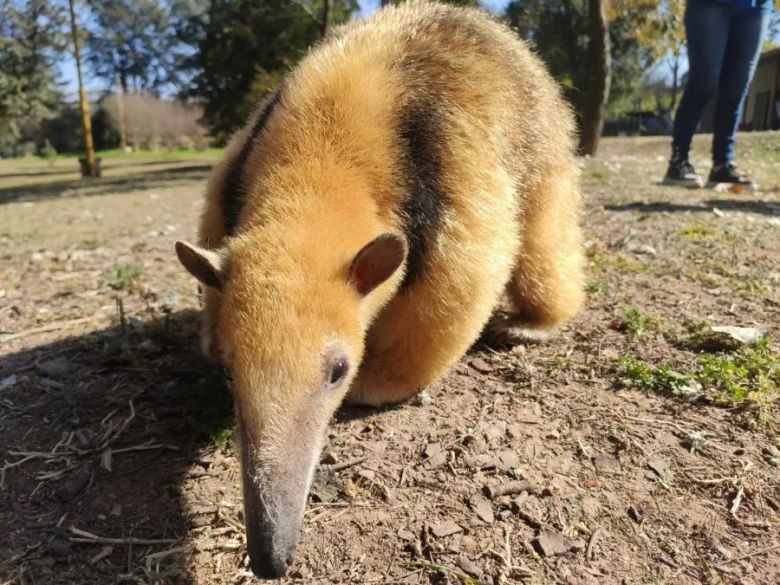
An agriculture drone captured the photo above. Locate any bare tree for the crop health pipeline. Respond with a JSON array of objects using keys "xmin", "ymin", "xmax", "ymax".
[
  {"xmin": 322, "ymin": 0, "xmax": 333, "ymax": 37},
  {"xmin": 578, "ymin": 0, "xmax": 611, "ymax": 156},
  {"xmin": 102, "ymin": 93, "xmax": 207, "ymax": 150}
]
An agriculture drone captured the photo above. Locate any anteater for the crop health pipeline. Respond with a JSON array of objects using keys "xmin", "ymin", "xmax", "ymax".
[{"xmin": 176, "ymin": 1, "xmax": 584, "ymax": 578}]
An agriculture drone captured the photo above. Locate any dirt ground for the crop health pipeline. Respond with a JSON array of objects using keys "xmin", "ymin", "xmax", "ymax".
[{"xmin": 1, "ymin": 134, "xmax": 779, "ymax": 585}]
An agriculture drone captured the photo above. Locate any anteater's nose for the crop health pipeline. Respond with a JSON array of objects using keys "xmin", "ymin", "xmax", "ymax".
[
  {"xmin": 244, "ymin": 513, "xmax": 297, "ymax": 579},
  {"xmin": 248, "ymin": 546, "xmax": 293, "ymax": 579}
]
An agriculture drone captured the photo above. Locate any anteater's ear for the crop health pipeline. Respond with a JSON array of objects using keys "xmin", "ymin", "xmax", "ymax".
[
  {"xmin": 349, "ymin": 233, "xmax": 407, "ymax": 296},
  {"xmin": 175, "ymin": 241, "xmax": 225, "ymax": 291}
]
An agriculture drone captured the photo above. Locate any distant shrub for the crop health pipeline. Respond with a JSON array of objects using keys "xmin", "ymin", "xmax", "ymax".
[{"xmin": 39, "ymin": 140, "xmax": 57, "ymax": 165}]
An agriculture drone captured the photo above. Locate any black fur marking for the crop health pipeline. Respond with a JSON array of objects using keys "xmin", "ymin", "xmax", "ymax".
[
  {"xmin": 221, "ymin": 90, "xmax": 283, "ymax": 235},
  {"xmin": 398, "ymin": 98, "xmax": 446, "ymax": 289}
]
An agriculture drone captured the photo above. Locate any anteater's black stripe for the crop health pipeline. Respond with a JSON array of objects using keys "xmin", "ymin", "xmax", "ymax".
[
  {"xmin": 397, "ymin": 97, "xmax": 446, "ymax": 289},
  {"xmin": 221, "ymin": 89, "xmax": 283, "ymax": 235}
]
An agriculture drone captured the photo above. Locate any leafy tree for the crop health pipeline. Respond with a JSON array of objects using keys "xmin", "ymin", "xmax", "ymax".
[
  {"xmin": 0, "ymin": 0, "xmax": 66, "ymax": 150},
  {"xmin": 84, "ymin": 0, "xmax": 183, "ymax": 93},
  {"xmin": 183, "ymin": 0, "xmax": 356, "ymax": 144},
  {"xmin": 505, "ymin": 0, "xmax": 668, "ymax": 139}
]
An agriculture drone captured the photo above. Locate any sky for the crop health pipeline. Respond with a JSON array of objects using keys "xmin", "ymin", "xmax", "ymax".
[
  {"xmin": 58, "ymin": 0, "xmax": 780, "ymax": 101},
  {"xmin": 59, "ymin": 0, "xmax": 509, "ymax": 99}
]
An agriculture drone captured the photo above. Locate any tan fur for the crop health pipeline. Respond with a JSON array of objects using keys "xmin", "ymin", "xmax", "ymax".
[
  {"xmin": 193, "ymin": 1, "xmax": 585, "ymax": 411},
  {"xmin": 181, "ymin": 3, "xmax": 585, "ymax": 574}
]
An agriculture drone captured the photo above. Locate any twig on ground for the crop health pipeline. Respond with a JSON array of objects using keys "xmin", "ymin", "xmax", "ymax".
[
  {"xmin": 730, "ymin": 486, "xmax": 745, "ymax": 516},
  {"xmin": 716, "ymin": 542, "xmax": 780, "ymax": 568},
  {"xmin": 0, "ymin": 317, "xmax": 100, "ymax": 342},
  {"xmin": 69, "ymin": 526, "xmax": 177, "ymax": 546},
  {"xmin": 586, "ymin": 528, "xmax": 602, "ymax": 561},
  {"xmin": 407, "ymin": 559, "xmax": 490, "ymax": 585},
  {"xmin": 484, "ymin": 480, "xmax": 542, "ymax": 499},
  {"xmin": 322, "ymin": 456, "xmax": 367, "ymax": 473}
]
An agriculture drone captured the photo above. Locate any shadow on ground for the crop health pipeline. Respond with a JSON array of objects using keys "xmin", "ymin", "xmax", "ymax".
[
  {"xmin": 0, "ymin": 164, "xmax": 212, "ymax": 205},
  {"xmin": 605, "ymin": 198, "xmax": 780, "ymax": 216},
  {"xmin": 0, "ymin": 311, "xmax": 232, "ymax": 583},
  {"xmin": 0, "ymin": 309, "xmax": 384, "ymax": 584}
]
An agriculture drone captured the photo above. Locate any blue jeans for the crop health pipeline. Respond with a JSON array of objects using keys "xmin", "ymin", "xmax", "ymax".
[{"xmin": 672, "ymin": 0, "xmax": 772, "ymax": 166}]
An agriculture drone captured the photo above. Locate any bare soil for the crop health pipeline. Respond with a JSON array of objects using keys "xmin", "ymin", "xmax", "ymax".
[{"xmin": 1, "ymin": 135, "xmax": 779, "ymax": 585}]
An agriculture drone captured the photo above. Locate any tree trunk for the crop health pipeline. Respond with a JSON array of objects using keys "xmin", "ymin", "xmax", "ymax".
[
  {"xmin": 322, "ymin": 0, "xmax": 333, "ymax": 37},
  {"xmin": 115, "ymin": 73, "xmax": 128, "ymax": 151},
  {"xmin": 68, "ymin": 0, "xmax": 97, "ymax": 177},
  {"xmin": 578, "ymin": 0, "xmax": 611, "ymax": 157},
  {"xmin": 669, "ymin": 55, "xmax": 680, "ymax": 112}
]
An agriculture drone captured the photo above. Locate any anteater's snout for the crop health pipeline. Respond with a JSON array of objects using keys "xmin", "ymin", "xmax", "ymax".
[{"xmin": 241, "ymin": 465, "xmax": 304, "ymax": 579}]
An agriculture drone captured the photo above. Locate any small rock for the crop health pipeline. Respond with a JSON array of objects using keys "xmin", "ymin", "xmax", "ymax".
[
  {"xmin": 430, "ymin": 521, "xmax": 462, "ymax": 538},
  {"xmin": 625, "ymin": 242, "xmax": 657, "ymax": 256},
  {"xmin": 497, "ymin": 450, "xmax": 522, "ymax": 473},
  {"xmin": 593, "ymin": 455, "xmax": 621, "ymax": 474},
  {"xmin": 712, "ymin": 207, "xmax": 725, "ymax": 217},
  {"xmin": 423, "ymin": 442, "xmax": 447, "ymax": 469},
  {"xmin": 533, "ymin": 529, "xmax": 570, "ymax": 557},
  {"xmin": 415, "ymin": 389, "xmax": 431, "ymax": 406},
  {"xmin": 0, "ymin": 374, "xmax": 17, "ymax": 391},
  {"xmin": 37, "ymin": 357, "xmax": 73, "ymax": 377},
  {"xmin": 457, "ymin": 559, "xmax": 483, "ymax": 580},
  {"xmin": 139, "ymin": 339, "xmax": 162, "ymax": 353},
  {"xmin": 321, "ymin": 452, "xmax": 339, "ymax": 465},
  {"xmin": 58, "ymin": 463, "xmax": 92, "ymax": 501},
  {"xmin": 470, "ymin": 357, "xmax": 493, "ymax": 374},
  {"xmin": 762, "ymin": 445, "xmax": 780, "ymax": 467},
  {"xmin": 50, "ymin": 540, "xmax": 70, "ymax": 560},
  {"xmin": 484, "ymin": 422, "xmax": 506, "ymax": 441},
  {"xmin": 647, "ymin": 457, "xmax": 672, "ymax": 483},
  {"xmin": 357, "ymin": 469, "xmax": 375, "ymax": 482},
  {"xmin": 464, "ymin": 453, "xmax": 494, "ymax": 471},
  {"xmin": 469, "ymin": 493, "xmax": 494, "ymax": 524},
  {"xmin": 711, "ymin": 325, "xmax": 768, "ymax": 345},
  {"xmin": 397, "ymin": 529, "xmax": 416, "ymax": 541},
  {"xmin": 109, "ymin": 503, "xmax": 122, "ymax": 517},
  {"xmin": 310, "ymin": 483, "xmax": 339, "ymax": 503},
  {"xmin": 628, "ymin": 504, "xmax": 645, "ymax": 524},
  {"xmin": 514, "ymin": 407, "xmax": 542, "ymax": 425}
]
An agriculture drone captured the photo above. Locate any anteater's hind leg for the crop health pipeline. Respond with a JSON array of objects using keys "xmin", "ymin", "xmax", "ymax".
[{"xmin": 484, "ymin": 168, "xmax": 585, "ymax": 347}]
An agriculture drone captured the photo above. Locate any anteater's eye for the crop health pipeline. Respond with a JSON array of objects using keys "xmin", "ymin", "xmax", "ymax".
[{"xmin": 328, "ymin": 358, "xmax": 349, "ymax": 387}]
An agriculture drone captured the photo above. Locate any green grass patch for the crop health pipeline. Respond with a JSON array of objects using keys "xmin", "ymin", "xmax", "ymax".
[
  {"xmin": 618, "ymin": 338, "xmax": 780, "ymax": 420},
  {"xmin": 104, "ymin": 262, "xmax": 144, "ymax": 290},
  {"xmin": 617, "ymin": 355, "xmax": 701, "ymax": 397},
  {"xmin": 680, "ymin": 222, "xmax": 717, "ymax": 240}
]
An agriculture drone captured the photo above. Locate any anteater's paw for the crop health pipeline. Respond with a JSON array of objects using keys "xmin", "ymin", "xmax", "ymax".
[
  {"xmin": 480, "ymin": 316, "xmax": 555, "ymax": 350},
  {"xmin": 345, "ymin": 378, "xmax": 418, "ymax": 408}
]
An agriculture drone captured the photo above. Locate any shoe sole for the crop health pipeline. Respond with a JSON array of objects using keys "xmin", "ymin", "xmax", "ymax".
[
  {"xmin": 706, "ymin": 181, "xmax": 757, "ymax": 193},
  {"xmin": 661, "ymin": 177, "xmax": 703, "ymax": 188}
]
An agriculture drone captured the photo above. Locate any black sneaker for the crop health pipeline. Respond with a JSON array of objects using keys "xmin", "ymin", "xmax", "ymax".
[
  {"xmin": 706, "ymin": 163, "xmax": 756, "ymax": 191},
  {"xmin": 662, "ymin": 157, "xmax": 703, "ymax": 188}
]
